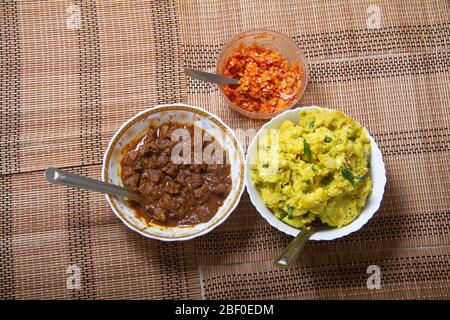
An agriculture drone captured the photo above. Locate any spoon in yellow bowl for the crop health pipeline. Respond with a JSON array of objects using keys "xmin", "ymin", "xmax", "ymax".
[{"xmin": 274, "ymin": 219, "xmax": 329, "ymax": 268}]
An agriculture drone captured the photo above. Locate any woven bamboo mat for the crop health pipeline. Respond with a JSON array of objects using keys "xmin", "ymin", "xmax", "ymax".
[{"xmin": 0, "ymin": 0, "xmax": 448, "ymax": 300}]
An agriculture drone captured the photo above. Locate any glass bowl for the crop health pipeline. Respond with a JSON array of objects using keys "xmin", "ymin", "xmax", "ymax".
[{"xmin": 216, "ymin": 29, "xmax": 309, "ymax": 120}]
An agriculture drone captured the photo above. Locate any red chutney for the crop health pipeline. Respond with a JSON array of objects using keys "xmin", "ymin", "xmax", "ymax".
[{"xmin": 221, "ymin": 44, "xmax": 303, "ymax": 113}]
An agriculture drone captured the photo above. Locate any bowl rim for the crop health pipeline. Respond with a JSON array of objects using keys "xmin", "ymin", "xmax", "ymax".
[
  {"xmin": 101, "ymin": 103, "xmax": 246, "ymax": 241},
  {"xmin": 245, "ymin": 106, "xmax": 387, "ymax": 240},
  {"xmin": 215, "ymin": 28, "xmax": 310, "ymax": 119}
]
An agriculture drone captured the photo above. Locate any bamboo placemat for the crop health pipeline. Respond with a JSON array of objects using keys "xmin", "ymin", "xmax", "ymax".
[{"xmin": 0, "ymin": 0, "xmax": 448, "ymax": 300}]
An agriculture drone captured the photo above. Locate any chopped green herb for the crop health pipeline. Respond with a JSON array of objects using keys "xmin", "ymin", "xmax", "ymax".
[
  {"xmin": 279, "ymin": 212, "xmax": 288, "ymax": 220},
  {"xmin": 308, "ymin": 121, "xmax": 315, "ymax": 129},
  {"xmin": 262, "ymin": 162, "xmax": 269, "ymax": 168},
  {"xmin": 285, "ymin": 204, "xmax": 295, "ymax": 219},
  {"xmin": 324, "ymin": 136, "xmax": 332, "ymax": 143},
  {"xmin": 367, "ymin": 158, "xmax": 371, "ymax": 169},
  {"xmin": 342, "ymin": 167, "xmax": 356, "ymax": 185},
  {"xmin": 303, "ymin": 138, "xmax": 312, "ymax": 162},
  {"xmin": 311, "ymin": 165, "xmax": 318, "ymax": 172},
  {"xmin": 356, "ymin": 171, "xmax": 370, "ymax": 185},
  {"xmin": 286, "ymin": 204, "xmax": 295, "ymax": 213}
]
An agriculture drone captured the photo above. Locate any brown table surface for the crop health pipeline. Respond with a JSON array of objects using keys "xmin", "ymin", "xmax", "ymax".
[{"xmin": 1, "ymin": 0, "xmax": 449, "ymax": 299}]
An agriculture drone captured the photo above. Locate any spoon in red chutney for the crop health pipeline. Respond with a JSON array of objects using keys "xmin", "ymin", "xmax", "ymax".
[
  {"xmin": 45, "ymin": 167, "xmax": 153, "ymax": 217},
  {"xmin": 184, "ymin": 68, "xmax": 239, "ymax": 85}
]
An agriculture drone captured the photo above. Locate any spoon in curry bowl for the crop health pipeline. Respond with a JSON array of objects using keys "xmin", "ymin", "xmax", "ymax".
[{"xmin": 44, "ymin": 167, "xmax": 152, "ymax": 217}]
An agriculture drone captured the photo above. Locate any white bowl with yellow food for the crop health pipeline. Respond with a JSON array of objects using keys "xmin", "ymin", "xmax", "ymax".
[{"xmin": 245, "ymin": 106, "xmax": 386, "ymax": 240}]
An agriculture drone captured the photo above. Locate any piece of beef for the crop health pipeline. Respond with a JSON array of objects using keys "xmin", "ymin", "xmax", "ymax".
[
  {"xmin": 155, "ymin": 153, "xmax": 169, "ymax": 168},
  {"xmin": 194, "ymin": 184, "xmax": 209, "ymax": 203},
  {"xmin": 165, "ymin": 180, "xmax": 181, "ymax": 194},
  {"xmin": 190, "ymin": 173, "xmax": 203, "ymax": 188},
  {"xmin": 189, "ymin": 163, "xmax": 207, "ymax": 173},
  {"xmin": 178, "ymin": 188, "xmax": 196, "ymax": 207},
  {"xmin": 122, "ymin": 149, "xmax": 140, "ymax": 166},
  {"xmin": 138, "ymin": 180, "xmax": 154, "ymax": 197},
  {"xmin": 148, "ymin": 169, "xmax": 162, "ymax": 183},
  {"xmin": 176, "ymin": 169, "xmax": 191, "ymax": 186},
  {"xmin": 121, "ymin": 167, "xmax": 140, "ymax": 189},
  {"xmin": 159, "ymin": 194, "xmax": 180, "ymax": 211},
  {"xmin": 163, "ymin": 162, "xmax": 179, "ymax": 177},
  {"xmin": 122, "ymin": 174, "xmax": 139, "ymax": 190},
  {"xmin": 144, "ymin": 205, "xmax": 166, "ymax": 222},
  {"xmin": 209, "ymin": 182, "xmax": 231, "ymax": 195}
]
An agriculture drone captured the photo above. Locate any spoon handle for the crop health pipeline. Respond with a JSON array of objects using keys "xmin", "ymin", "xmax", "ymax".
[
  {"xmin": 184, "ymin": 68, "xmax": 240, "ymax": 85},
  {"xmin": 44, "ymin": 167, "xmax": 143, "ymax": 202},
  {"xmin": 274, "ymin": 229, "xmax": 314, "ymax": 268}
]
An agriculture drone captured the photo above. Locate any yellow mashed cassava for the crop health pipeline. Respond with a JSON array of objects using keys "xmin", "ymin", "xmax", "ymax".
[{"xmin": 252, "ymin": 108, "xmax": 372, "ymax": 229}]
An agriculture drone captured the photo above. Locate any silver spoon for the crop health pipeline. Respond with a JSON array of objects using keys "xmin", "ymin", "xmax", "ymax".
[
  {"xmin": 274, "ymin": 220, "xmax": 329, "ymax": 268},
  {"xmin": 44, "ymin": 167, "xmax": 151, "ymax": 216},
  {"xmin": 184, "ymin": 68, "xmax": 239, "ymax": 85}
]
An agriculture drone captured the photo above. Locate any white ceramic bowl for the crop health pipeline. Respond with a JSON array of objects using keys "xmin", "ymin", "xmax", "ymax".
[
  {"xmin": 245, "ymin": 106, "xmax": 386, "ymax": 240},
  {"xmin": 102, "ymin": 104, "xmax": 246, "ymax": 241}
]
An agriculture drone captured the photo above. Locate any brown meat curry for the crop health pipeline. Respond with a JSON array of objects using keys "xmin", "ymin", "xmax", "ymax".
[{"xmin": 120, "ymin": 121, "xmax": 232, "ymax": 227}]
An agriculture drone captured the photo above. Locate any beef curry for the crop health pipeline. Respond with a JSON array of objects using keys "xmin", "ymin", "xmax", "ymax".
[{"xmin": 120, "ymin": 121, "xmax": 232, "ymax": 227}]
